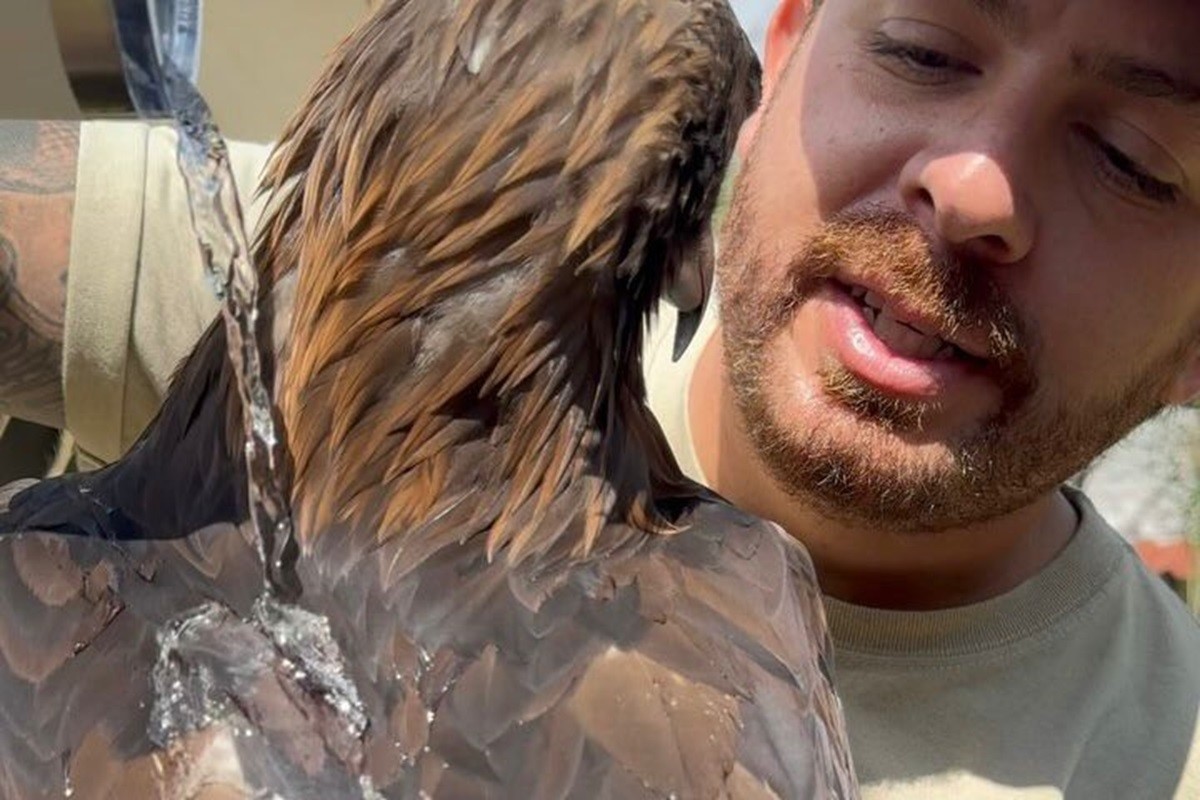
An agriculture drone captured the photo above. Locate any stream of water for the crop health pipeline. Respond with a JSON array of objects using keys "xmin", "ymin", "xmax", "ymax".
[
  {"xmin": 141, "ymin": 52, "xmax": 376, "ymax": 800},
  {"xmin": 158, "ymin": 59, "xmax": 298, "ymax": 602}
]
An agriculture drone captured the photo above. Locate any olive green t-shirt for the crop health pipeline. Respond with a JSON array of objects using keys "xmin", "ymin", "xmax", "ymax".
[{"xmin": 66, "ymin": 120, "xmax": 1200, "ymax": 799}]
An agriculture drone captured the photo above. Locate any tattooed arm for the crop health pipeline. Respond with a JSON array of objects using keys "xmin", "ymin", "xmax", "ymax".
[{"xmin": 0, "ymin": 121, "xmax": 78, "ymax": 429}]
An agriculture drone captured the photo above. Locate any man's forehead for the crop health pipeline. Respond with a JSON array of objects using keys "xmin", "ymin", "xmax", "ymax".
[
  {"xmin": 938, "ymin": 0, "xmax": 1200, "ymax": 41},
  {"xmin": 931, "ymin": 0, "xmax": 1200, "ymax": 94}
]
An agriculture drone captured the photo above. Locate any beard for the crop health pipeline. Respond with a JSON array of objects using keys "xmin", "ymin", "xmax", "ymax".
[{"xmin": 716, "ymin": 180, "xmax": 1180, "ymax": 533}]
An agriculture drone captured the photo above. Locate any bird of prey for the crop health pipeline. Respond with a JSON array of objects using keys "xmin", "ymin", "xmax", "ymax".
[{"xmin": 0, "ymin": 0, "xmax": 859, "ymax": 797}]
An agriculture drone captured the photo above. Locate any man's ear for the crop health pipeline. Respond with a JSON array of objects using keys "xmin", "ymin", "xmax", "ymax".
[
  {"xmin": 763, "ymin": 0, "xmax": 816, "ymax": 96},
  {"xmin": 737, "ymin": 0, "xmax": 817, "ymax": 156},
  {"xmin": 1164, "ymin": 351, "xmax": 1200, "ymax": 406}
]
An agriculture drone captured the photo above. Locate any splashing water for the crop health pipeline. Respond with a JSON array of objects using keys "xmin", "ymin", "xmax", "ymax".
[
  {"xmin": 148, "ymin": 599, "xmax": 374, "ymax": 796},
  {"xmin": 61, "ymin": 754, "xmax": 73, "ymax": 798}
]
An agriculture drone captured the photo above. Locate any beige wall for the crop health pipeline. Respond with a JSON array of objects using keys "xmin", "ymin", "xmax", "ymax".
[
  {"xmin": 197, "ymin": 0, "xmax": 373, "ymax": 141},
  {"xmin": 0, "ymin": 1, "xmax": 79, "ymax": 119},
  {"xmin": 0, "ymin": 0, "xmax": 373, "ymax": 141}
]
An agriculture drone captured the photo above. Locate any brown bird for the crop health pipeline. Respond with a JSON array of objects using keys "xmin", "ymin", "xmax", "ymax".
[{"xmin": 0, "ymin": 0, "xmax": 858, "ymax": 797}]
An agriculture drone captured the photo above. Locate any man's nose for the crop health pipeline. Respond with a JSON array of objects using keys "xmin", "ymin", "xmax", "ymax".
[{"xmin": 899, "ymin": 151, "xmax": 1035, "ymax": 265}]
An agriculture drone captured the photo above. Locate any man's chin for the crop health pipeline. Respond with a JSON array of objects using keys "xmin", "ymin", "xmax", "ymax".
[
  {"xmin": 738, "ymin": 393, "xmax": 970, "ymax": 531},
  {"xmin": 734, "ymin": 356, "xmax": 1077, "ymax": 533},
  {"xmin": 738, "ymin": 366, "xmax": 1145, "ymax": 534}
]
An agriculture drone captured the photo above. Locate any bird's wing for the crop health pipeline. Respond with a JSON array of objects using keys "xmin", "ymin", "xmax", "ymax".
[{"xmin": 303, "ymin": 497, "xmax": 856, "ymax": 799}]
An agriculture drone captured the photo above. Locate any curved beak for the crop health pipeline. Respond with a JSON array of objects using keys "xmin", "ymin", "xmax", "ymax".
[{"xmin": 666, "ymin": 230, "xmax": 714, "ymax": 362}]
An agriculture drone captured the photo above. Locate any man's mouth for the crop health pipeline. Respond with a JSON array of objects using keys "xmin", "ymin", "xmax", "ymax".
[
  {"xmin": 840, "ymin": 281, "xmax": 989, "ymax": 364},
  {"xmin": 801, "ymin": 280, "xmax": 997, "ymax": 400},
  {"xmin": 850, "ymin": 285, "xmax": 960, "ymax": 362}
]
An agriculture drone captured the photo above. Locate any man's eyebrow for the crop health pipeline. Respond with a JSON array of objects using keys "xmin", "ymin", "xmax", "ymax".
[
  {"xmin": 1074, "ymin": 51, "xmax": 1200, "ymax": 107},
  {"xmin": 967, "ymin": 0, "xmax": 1029, "ymax": 38}
]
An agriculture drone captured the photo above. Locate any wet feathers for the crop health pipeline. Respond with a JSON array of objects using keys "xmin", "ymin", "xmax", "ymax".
[{"xmin": 0, "ymin": 1, "xmax": 858, "ymax": 797}]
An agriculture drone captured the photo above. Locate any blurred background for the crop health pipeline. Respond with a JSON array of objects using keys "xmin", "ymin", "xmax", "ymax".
[
  {"xmin": 0, "ymin": 0, "xmax": 376, "ymax": 139},
  {"xmin": 0, "ymin": 0, "xmax": 776, "ymax": 140},
  {"xmin": 0, "ymin": 0, "xmax": 1194, "ymax": 611}
]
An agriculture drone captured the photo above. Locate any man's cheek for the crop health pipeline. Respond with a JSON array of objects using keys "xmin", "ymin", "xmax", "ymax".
[{"xmin": 735, "ymin": 109, "xmax": 762, "ymax": 158}]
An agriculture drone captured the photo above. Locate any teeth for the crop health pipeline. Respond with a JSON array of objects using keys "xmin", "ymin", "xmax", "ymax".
[
  {"xmin": 852, "ymin": 285, "xmax": 956, "ymax": 359},
  {"xmin": 870, "ymin": 306, "xmax": 947, "ymax": 360},
  {"xmin": 858, "ymin": 288, "xmax": 943, "ymax": 336}
]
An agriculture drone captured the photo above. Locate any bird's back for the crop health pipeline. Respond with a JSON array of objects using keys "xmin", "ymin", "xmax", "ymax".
[
  {"xmin": 0, "ymin": 497, "xmax": 265, "ymax": 799},
  {"xmin": 298, "ymin": 494, "xmax": 856, "ymax": 798},
  {"xmin": 0, "ymin": 481, "xmax": 854, "ymax": 799}
]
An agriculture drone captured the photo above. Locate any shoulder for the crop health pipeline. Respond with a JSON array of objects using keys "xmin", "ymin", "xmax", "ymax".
[
  {"xmin": 69, "ymin": 123, "xmax": 275, "ymax": 462},
  {"xmin": 1089, "ymin": 503, "xmax": 1199, "ymax": 662},
  {"xmin": 76, "ymin": 120, "xmax": 273, "ymax": 234},
  {"xmin": 1069, "ymin": 496, "xmax": 1200, "ymax": 791},
  {"xmin": 1068, "ymin": 489, "xmax": 1200, "ymax": 673},
  {"xmin": 1116, "ymin": 545, "xmax": 1200, "ymax": 679}
]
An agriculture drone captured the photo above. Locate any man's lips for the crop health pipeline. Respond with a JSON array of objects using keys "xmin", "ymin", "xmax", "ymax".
[
  {"xmin": 807, "ymin": 281, "xmax": 994, "ymax": 399},
  {"xmin": 833, "ymin": 278, "xmax": 993, "ymax": 361}
]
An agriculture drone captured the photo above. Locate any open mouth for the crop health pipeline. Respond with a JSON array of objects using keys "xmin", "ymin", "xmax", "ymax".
[
  {"xmin": 840, "ymin": 281, "xmax": 980, "ymax": 364},
  {"xmin": 807, "ymin": 280, "xmax": 997, "ymax": 401}
]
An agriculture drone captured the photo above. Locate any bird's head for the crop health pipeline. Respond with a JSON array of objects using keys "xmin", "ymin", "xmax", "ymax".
[{"xmin": 242, "ymin": 0, "xmax": 761, "ymax": 558}]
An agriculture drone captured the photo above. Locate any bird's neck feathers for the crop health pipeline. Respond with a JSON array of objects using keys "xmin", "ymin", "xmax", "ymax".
[
  {"xmin": 121, "ymin": 239, "xmax": 690, "ymax": 569},
  {"xmin": 275, "ymin": 247, "xmax": 694, "ymax": 568},
  {"xmin": 120, "ymin": 0, "xmax": 720, "ymax": 562}
]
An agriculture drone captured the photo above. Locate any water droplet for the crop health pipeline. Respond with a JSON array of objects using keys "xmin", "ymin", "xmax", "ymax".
[{"xmin": 359, "ymin": 775, "xmax": 386, "ymax": 800}]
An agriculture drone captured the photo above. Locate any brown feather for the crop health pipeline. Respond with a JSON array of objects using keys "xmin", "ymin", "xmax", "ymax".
[
  {"xmin": 241, "ymin": 0, "xmax": 759, "ymax": 562},
  {"xmin": 0, "ymin": 1, "xmax": 861, "ymax": 797}
]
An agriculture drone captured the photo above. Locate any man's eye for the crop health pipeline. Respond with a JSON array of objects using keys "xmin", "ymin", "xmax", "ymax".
[
  {"xmin": 1076, "ymin": 126, "xmax": 1180, "ymax": 206},
  {"xmin": 865, "ymin": 32, "xmax": 979, "ymax": 84}
]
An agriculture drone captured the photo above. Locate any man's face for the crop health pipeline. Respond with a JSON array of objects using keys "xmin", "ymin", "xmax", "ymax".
[{"xmin": 719, "ymin": 0, "xmax": 1200, "ymax": 531}]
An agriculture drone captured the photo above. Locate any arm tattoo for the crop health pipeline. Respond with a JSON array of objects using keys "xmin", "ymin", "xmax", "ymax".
[
  {"xmin": 0, "ymin": 122, "xmax": 78, "ymax": 194},
  {"xmin": 0, "ymin": 121, "xmax": 80, "ymax": 428}
]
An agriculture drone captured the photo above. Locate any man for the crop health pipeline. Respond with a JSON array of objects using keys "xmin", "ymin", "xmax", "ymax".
[{"xmin": 0, "ymin": 0, "xmax": 1197, "ymax": 797}]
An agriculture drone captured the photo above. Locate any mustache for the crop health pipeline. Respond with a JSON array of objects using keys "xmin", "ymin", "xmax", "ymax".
[{"xmin": 758, "ymin": 205, "xmax": 1028, "ymax": 367}]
